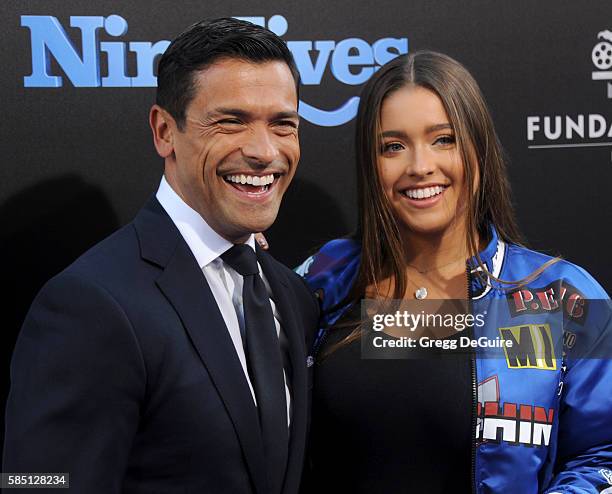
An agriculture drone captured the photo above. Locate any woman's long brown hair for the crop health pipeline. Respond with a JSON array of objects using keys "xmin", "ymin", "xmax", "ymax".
[{"xmin": 326, "ymin": 51, "xmax": 558, "ymax": 352}]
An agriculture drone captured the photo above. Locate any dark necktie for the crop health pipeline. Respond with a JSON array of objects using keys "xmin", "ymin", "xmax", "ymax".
[{"xmin": 221, "ymin": 244, "xmax": 289, "ymax": 494}]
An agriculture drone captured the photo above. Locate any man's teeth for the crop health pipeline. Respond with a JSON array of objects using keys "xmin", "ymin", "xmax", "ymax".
[
  {"xmin": 224, "ymin": 174, "xmax": 275, "ymax": 186},
  {"xmin": 404, "ymin": 185, "xmax": 446, "ymax": 200}
]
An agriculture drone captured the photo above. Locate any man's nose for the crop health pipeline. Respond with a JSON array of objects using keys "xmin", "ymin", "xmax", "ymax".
[{"xmin": 241, "ymin": 126, "xmax": 279, "ymax": 165}]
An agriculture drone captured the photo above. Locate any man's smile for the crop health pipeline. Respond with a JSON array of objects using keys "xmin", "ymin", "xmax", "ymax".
[{"xmin": 222, "ymin": 171, "xmax": 283, "ymax": 198}]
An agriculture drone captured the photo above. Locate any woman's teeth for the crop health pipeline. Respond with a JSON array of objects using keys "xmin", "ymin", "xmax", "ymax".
[
  {"xmin": 224, "ymin": 174, "xmax": 275, "ymax": 186},
  {"xmin": 404, "ymin": 185, "xmax": 446, "ymax": 200}
]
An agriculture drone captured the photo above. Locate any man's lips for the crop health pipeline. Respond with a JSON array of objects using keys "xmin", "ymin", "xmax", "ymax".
[
  {"xmin": 223, "ymin": 172, "xmax": 277, "ymax": 187},
  {"xmin": 222, "ymin": 171, "xmax": 283, "ymax": 197}
]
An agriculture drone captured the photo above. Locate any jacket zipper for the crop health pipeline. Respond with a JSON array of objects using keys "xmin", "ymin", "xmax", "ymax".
[
  {"xmin": 310, "ymin": 298, "xmax": 360, "ymax": 361},
  {"xmin": 467, "ymin": 263, "xmax": 478, "ymax": 494},
  {"xmin": 310, "ymin": 326, "xmax": 329, "ymax": 361}
]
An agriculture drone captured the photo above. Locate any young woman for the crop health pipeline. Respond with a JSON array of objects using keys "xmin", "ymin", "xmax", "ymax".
[{"xmin": 297, "ymin": 51, "xmax": 612, "ymax": 493}]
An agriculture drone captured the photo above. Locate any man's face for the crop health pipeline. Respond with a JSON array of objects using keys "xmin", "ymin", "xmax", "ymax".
[{"xmin": 164, "ymin": 59, "xmax": 300, "ymax": 243}]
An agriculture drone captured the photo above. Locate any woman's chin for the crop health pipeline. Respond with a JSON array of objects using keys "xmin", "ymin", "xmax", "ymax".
[{"xmin": 400, "ymin": 219, "xmax": 458, "ymax": 237}]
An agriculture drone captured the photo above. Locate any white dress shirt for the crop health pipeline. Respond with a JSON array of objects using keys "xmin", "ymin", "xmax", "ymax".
[{"xmin": 156, "ymin": 176, "xmax": 290, "ymax": 424}]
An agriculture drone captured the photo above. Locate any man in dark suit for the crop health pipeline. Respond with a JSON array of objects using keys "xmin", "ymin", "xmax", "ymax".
[{"xmin": 3, "ymin": 18, "xmax": 319, "ymax": 493}]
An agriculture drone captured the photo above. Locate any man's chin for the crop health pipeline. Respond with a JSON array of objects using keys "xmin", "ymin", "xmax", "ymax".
[
  {"xmin": 244, "ymin": 219, "xmax": 277, "ymax": 237},
  {"xmin": 211, "ymin": 198, "xmax": 283, "ymax": 241},
  {"xmin": 224, "ymin": 217, "xmax": 279, "ymax": 244}
]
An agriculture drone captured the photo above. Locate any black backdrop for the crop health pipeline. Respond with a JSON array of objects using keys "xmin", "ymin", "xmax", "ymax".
[{"xmin": 2, "ymin": 0, "xmax": 611, "ymax": 450}]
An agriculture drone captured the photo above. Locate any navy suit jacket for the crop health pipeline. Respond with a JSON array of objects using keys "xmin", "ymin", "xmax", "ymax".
[{"xmin": 3, "ymin": 197, "xmax": 319, "ymax": 494}]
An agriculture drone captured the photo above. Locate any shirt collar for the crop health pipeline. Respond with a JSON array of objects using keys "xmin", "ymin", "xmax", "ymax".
[
  {"xmin": 156, "ymin": 176, "xmax": 255, "ymax": 269},
  {"xmin": 468, "ymin": 223, "xmax": 500, "ymax": 269}
]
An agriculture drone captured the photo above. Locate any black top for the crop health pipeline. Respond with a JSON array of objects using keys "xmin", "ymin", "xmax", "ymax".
[{"xmin": 304, "ymin": 305, "xmax": 473, "ymax": 493}]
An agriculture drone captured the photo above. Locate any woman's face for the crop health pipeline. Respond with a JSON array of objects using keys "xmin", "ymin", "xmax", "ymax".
[{"xmin": 377, "ymin": 85, "xmax": 473, "ymax": 237}]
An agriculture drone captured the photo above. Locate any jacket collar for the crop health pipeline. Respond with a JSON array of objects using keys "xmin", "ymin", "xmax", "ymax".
[
  {"xmin": 469, "ymin": 224, "xmax": 507, "ymax": 299},
  {"xmin": 133, "ymin": 196, "xmax": 308, "ymax": 494},
  {"xmin": 155, "ymin": 176, "xmax": 256, "ymax": 269},
  {"xmin": 134, "ymin": 196, "xmax": 269, "ymax": 492},
  {"xmin": 469, "ymin": 224, "xmax": 500, "ymax": 269}
]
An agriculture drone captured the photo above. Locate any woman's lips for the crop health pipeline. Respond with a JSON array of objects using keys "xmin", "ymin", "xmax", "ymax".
[{"xmin": 399, "ymin": 184, "xmax": 449, "ymax": 208}]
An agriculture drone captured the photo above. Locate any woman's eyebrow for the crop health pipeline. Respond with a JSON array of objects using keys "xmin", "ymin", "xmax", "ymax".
[
  {"xmin": 380, "ymin": 124, "xmax": 453, "ymax": 139},
  {"xmin": 425, "ymin": 123, "xmax": 453, "ymax": 133},
  {"xmin": 380, "ymin": 130, "xmax": 408, "ymax": 139}
]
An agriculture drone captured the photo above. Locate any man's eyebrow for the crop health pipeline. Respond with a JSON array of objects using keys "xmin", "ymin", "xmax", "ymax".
[
  {"xmin": 208, "ymin": 108, "xmax": 251, "ymax": 119},
  {"xmin": 206, "ymin": 108, "xmax": 299, "ymax": 122},
  {"xmin": 273, "ymin": 111, "xmax": 300, "ymax": 120}
]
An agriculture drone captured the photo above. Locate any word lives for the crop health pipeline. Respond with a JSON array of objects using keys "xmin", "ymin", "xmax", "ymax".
[{"xmin": 20, "ymin": 14, "xmax": 408, "ymax": 126}]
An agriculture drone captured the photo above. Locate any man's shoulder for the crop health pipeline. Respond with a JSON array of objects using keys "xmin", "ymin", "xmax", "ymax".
[
  {"xmin": 63, "ymin": 222, "xmax": 142, "ymax": 284},
  {"xmin": 27, "ymin": 215, "xmax": 166, "ymax": 336},
  {"xmin": 43, "ymin": 215, "xmax": 166, "ymax": 310}
]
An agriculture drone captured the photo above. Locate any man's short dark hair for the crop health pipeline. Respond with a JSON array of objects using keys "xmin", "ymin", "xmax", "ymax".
[{"xmin": 156, "ymin": 17, "xmax": 300, "ymax": 130}]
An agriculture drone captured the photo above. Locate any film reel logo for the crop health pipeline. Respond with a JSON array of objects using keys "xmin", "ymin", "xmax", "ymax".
[{"xmin": 592, "ymin": 30, "xmax": 612, "ymax": 98}]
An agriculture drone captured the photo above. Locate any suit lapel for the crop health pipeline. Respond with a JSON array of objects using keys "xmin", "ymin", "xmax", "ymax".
[
  {"xmin": 257, "ymin": 248, "xmax": 309, "ymax": 494},
  {"xmin": 134, "ymin": 198, "xmax": 268, "ymax": 494}
]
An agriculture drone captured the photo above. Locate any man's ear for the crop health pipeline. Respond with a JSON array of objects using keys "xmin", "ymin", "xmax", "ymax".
[{"xmin": 149, "ymin": 105, "xmax": 175, "ymax": 159}]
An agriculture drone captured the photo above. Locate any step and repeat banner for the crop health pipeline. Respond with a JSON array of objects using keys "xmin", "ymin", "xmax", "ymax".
[{"xmin": 1, "ymin": 0, "xmax": 611, "ymax": 446}]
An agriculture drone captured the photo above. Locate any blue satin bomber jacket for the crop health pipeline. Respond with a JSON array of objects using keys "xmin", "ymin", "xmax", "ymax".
[{"xmin": 296, "ymin": 226, "xmax": 612, "ymax": 494}]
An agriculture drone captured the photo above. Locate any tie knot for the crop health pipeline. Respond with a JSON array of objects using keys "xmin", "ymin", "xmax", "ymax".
[{"xmin": 221, "ymin": 244, "xmax": 259, "ymax": 276}]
